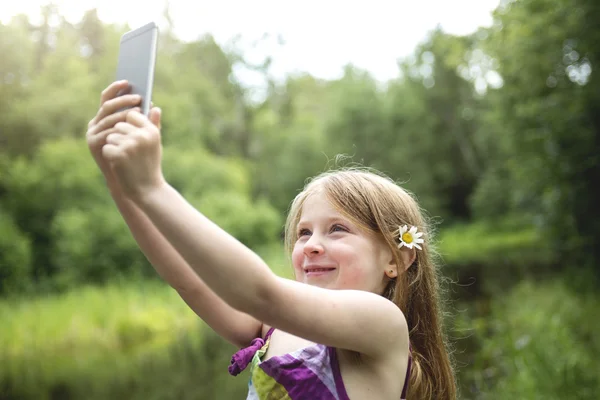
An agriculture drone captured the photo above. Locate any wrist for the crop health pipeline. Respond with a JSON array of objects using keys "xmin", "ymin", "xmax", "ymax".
[
  {"xmin": 132, "ymin": 178, "xmax": 171, "ymax": 211},
  {"xmin": 98, "ymin": 163, "xmax": 119, "ymax": 191},
  {"xmin": 104, "ymin": 176, "xmax": 124, "ymax": 198}
]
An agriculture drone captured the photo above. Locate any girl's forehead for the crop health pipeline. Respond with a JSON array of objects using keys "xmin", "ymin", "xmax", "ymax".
[{"xmin": 298, "ymin": 192, "xmax": 343, "ymax": 220}]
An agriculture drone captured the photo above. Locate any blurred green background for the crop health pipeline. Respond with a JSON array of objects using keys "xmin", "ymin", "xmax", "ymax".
[{"xmin": 1, "ymin": 0, "xmax": 599, "ymax": 399}]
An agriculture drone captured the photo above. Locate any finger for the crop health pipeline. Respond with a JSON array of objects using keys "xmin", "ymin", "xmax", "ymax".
[
  {"xmin": 106, "ymin": 132, "xmax": 129, "ymax": 146},
  {"xmin": 100, "ymin": 80, "xmax": 129, "ymax": 105},
  {"xmin": 101, "ymin": 143, "xmax": 124, "ymax": 162},
  {"xmin": 95, "ymin": 94, "xmax": 142, "ymax": 125},
  {"xmin": 149, "ymin": 107, "xmax": 162, "ymax": 129},
  {"xmin": 88, "ymin": 107, "xmax": 141, "ymax": 137},
  {"xmin": 114, "ymin": 121, "xmax": 138, "ymax": 135},
  {"xmin": 125, "ymin": 108, "xmax": 155, "ymax": 129},
  {"xmin": 91, "ymin": 93, "xmax": 140, "ymax": 127}
]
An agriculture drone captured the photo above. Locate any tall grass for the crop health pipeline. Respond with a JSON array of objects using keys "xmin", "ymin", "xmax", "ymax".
[
  {"xmin": 1, "ymin": 280, "xmax": 216, "ymax": 399},
  {"xmin": 455, "ymin": 279, "xmax": 600, "ymax": 399},
  {"xmin": 0, "ymin": 244, "xmax": 291, "ymax": 399}
]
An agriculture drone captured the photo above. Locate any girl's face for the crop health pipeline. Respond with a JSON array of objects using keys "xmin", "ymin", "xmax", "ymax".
[{"xmin": 291, "ymin": 192, "xmax": 394, "ymax": 294}]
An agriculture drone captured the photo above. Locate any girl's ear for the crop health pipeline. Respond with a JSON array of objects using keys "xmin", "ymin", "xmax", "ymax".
[
  {"xmin": 381, "ymin": 239, "xmax": 399, "ymax": 279},
  {"xmin": 385, "ymin": 261, "xmax": 398, "ymax": 279},
  {"xmin": 384, "ymin": 249, "xmax": 414, "ymax": 279},
  {"xmin": 398, "ymin": 247, "xmax": 416, "ymax": 273}
]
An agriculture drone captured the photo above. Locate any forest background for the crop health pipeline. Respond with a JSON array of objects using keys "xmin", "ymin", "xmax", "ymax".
[{"xmin": 1, "ymin": 0, "xmax": 599, "ymax": 398}]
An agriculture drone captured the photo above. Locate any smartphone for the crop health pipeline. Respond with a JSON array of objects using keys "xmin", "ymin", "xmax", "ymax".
[{"xmin": 115, "ymin": 22, "xmax": 159, "ymax": 116}]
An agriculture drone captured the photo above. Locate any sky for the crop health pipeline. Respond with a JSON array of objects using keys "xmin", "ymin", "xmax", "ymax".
[{"xmin": 0, "ymin": 0, "xmax": 501, "ymax": 83}]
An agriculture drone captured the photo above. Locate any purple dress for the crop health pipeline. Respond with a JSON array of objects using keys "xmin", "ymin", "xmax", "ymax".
[{"xmin": 228, "ymin": 327, "xmax": 411, "ymax": 399}]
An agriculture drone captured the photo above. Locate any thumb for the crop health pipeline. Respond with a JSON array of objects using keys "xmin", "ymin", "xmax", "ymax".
[{"xmin": 149, "ymin": 107, "xmax": 162, "ymax": 129}]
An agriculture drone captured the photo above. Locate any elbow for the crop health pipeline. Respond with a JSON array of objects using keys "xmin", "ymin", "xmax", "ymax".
[{"xmin": 232, "ymin": 272, "xmax": 279, "ymax": 321}]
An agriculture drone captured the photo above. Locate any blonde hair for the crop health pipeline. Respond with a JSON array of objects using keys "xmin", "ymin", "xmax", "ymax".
[{"xmin": 284, "ymin": 168, "xmax": 457, "ymax": 399}]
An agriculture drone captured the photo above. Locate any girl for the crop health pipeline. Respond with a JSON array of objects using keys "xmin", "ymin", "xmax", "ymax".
[{"xmin": 86, "ymin": 80, "xmax": 457, "ymax": 399}]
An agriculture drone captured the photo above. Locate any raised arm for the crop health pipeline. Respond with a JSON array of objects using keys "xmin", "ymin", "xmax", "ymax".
[
  {"xmin": 108, "ymin": 185, "xmax": 262, "ymax": 348},
  {"xmin": 134, "ymin": 182, "xmax": 408, "ymax": 360},
  {"xmin": 86, "ymin": 81, "xmax": 262, "ymax": 348}
]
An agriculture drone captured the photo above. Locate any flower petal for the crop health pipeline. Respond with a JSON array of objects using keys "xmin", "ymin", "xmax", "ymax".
[
  {"xmin": 414, "ymin": 243, "xmax": 422, "ymax": 250},
  {"xmin": 409, "ymin": 226, "xmax": 418, "ymax": 234}
]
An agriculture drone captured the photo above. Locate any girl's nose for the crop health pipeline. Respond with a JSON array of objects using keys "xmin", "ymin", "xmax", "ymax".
[{"xmin": 303, "ymin": 234, "xmax": 324, "ymax": 256}]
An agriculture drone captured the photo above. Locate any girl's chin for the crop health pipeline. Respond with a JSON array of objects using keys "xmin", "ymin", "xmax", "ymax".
[{"xmin": 302, "ymin": 277, "xmax": 339, "ymax": 290}]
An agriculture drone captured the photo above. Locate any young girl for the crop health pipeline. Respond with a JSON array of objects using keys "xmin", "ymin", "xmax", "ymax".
[{"xmin": 86, "ymin": 80, "xmax": 457, "ymax": 399}]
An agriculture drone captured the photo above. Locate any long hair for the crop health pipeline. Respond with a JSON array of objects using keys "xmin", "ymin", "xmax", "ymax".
[{"xmin": 284, "ymin": 168, "xmax": 457, "ymax": 399}]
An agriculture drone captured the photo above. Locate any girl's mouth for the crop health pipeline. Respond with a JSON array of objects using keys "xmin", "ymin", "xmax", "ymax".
[{"xmin": 305, "ymin": 267, "xmax": 336, "ymax": 276}]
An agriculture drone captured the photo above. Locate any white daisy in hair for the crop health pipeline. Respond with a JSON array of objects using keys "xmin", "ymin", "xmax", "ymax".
[{"xmin": 397, "ymin": 225, "xmax": 424, "ymax": 250}]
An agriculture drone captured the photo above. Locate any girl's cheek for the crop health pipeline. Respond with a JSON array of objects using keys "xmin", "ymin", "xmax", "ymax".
[
  {"xmin": 338, "ymin": 267, "xmax": 365, "ymax": 287},
  {"xmin": 291, "ymin": 247, "xmax": 304, "ymax": 276},
  {"xmin": 336, "ymin": 252, "xmax": 370, "ymax": 287}
]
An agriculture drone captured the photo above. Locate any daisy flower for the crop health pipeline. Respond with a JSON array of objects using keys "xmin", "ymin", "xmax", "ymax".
[{"xmin": 398, "ymin": 225, "xmax": 424, "ymax": 250}]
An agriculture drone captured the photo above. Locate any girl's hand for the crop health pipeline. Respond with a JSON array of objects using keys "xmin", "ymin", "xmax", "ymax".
[
  {"xmin": 86, "ymin": 80, "xmax": 142, "ymax": 188},
  {"xmin": 101, "ymin": 106, "xmax": 166, "ymax": 202}
]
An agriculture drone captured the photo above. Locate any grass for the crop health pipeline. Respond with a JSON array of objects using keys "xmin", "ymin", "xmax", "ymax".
[
  {"xmin": 1, "ymin": 244, "xmax": 289, "ymax": 362},
  {"xmin": 0, "ymin": 244, "xmax": 292, "ymax": 399},
  {"xmin": 0, "ymin": 280, "xmax": 199, "ymax": 359},
  {"xmin": 456, "ymin": 279, "xmax": 600, "ymax": 399},
  {"xmin": 0, "ymin": 280, "xmax": 209, "ymax": 399}
]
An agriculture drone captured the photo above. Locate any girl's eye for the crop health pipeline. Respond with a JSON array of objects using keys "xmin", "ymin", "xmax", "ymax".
[
  {"xmin": 330, "ymin": 224, "xmax": 348, "ymax": 233},
  {"xmin": 298, "ymin": 228, "xmax": 311, "ymax": 237}
]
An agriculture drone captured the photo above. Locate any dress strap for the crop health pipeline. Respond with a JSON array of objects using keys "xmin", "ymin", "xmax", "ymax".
[
  {"xmin": 264, "ymin": 326, "xmax": 276, "ymax": 341},
  {"xmin": 328, "ymin": 347, "xmax": 351, "ymax": 400}
]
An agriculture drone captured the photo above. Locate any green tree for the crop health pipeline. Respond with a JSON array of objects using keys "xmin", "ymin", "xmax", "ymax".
[{"xmin": 481, "ymin": 0, "xmax": 600, "ymax": 273}]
